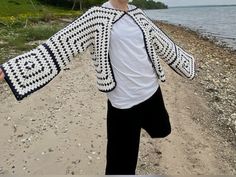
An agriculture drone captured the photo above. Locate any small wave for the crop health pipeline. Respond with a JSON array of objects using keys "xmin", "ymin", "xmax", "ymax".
[{"xmin": 212, "ymin": 35, "xmax": 236, "ymax": 40}]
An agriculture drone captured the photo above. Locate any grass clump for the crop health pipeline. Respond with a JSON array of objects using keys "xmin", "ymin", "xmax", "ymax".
[
  {"xmin": 0, "ymin": 23, "xmax": 64, "ymax": 64},
  {"xmin": 18, "ymin": 25, "xmax": 62, "ymax": 41},
  {"xmin": 0, "ymin": 0, "xmax": 81, "ymax": 64},
  {"xmin": 0, "ymin": 0, "xmax": 81, "ymax": 27},
  {"xmin": 2, "ymin": 25, "xmax": 62, "ymax": 49}
]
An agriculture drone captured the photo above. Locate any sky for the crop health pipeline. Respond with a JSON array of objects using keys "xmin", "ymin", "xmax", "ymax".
[{"xmin": 157, "ymin": 0, "xmax": 236, "ymax": 7}]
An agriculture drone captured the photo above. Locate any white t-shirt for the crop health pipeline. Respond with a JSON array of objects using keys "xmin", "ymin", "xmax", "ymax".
[{"xmin": 103, "ymin": 1, "xmax": 159, "ymax": 109}]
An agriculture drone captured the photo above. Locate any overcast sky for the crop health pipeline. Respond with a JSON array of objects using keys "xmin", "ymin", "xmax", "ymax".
[{"xmin": 157, "ymin": 0, "xmax": 236, "ymax": 7}]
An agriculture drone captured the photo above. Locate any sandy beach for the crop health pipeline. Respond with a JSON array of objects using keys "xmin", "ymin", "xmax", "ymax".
[{"xmin": 0, "ymin": 21, "xmax": 235, "ymax": 175}]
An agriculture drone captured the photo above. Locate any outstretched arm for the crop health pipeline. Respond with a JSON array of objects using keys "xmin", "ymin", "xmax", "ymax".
[
  {"xmin": 150, "ymin": 21, "xmax": 195, "ymax": 80},
  {"xmin": 139, "ymin": 7, "xmax": 195, "ymax": 80},
  {"xmin": 0, "ymin": 7, "xmax": 96, "ymax": 101}
]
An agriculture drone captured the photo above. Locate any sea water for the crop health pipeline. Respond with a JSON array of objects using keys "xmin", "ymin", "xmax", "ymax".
[{"xmin": 145, "ymin": 5, "xmax": 236, "ymax": 50}]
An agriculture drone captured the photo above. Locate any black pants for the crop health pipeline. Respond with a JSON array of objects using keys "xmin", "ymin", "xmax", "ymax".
[{"xmin": 105, "ymin": 87, "xmax": 171, "ymax": 175}]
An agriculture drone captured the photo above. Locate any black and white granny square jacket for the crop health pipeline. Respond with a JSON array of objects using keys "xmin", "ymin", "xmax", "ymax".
[{"xmin": 0, "ymin": 6, "xmax": 195, "ymax": 101}]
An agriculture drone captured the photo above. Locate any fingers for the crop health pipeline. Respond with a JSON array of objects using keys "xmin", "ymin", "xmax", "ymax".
[{"xmin": 0, "ymin": 68, "xmax": 5, "ymax": 81}]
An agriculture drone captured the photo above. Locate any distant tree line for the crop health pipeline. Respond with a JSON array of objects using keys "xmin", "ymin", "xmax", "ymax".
[
  {"xmin": 36, "ymin": 0, "xmax": 167, "ymax": 10},
  {"xmin": 36, "ymin": 0, "xmax": 106, "ymax": 10},
  {"xmin": 131, "ymin": 0, "xmax": 168, "ymax": 9}
]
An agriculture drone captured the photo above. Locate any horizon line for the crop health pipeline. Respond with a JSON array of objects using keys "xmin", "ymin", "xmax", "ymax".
[{"xmin": 168, "ymin": 4, "xmax": 236, "ymax": 8}]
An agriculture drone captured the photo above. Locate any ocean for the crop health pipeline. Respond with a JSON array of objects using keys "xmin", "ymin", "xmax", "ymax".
[{"xmin": 145, "ymin": 5, "xmax": 236, "ymax": 51}]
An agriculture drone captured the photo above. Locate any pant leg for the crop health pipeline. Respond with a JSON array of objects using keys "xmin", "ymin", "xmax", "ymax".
[
  {"xmin": 141, "ymin": 87, "xmax": 171, "ymax": 138},
  {"xmin": 105, "ymin": 100, "xmax": 141, "ymax": 175}
]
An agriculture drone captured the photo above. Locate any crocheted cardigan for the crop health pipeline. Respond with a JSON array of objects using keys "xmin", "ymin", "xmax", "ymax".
[{"xmin": 0, "ymin": 6, "xmax": 195, "ymax": 101}]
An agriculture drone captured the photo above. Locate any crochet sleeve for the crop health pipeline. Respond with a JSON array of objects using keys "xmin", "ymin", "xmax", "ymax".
[
  {"xmin": 0, "ymin": 8, "xmax": 96, "ymax": 101},
  {"xmin": 150, "ymin": 22, "xmax": 195, "ymax": 80}
]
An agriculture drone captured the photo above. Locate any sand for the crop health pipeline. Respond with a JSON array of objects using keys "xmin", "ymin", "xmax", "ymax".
[{"xmin": 0, "ymin": 22, "xmax": 235, "ymax": 175}]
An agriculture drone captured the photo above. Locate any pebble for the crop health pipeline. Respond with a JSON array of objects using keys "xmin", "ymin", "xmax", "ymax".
[
  {"xmin": 231, "ymin": 113, "xmax": 236, "ymax": 119},
  {"xmin": 63, "ymin": 129, "xmax": 68, "ymax": 133},
  {"xmin": 48, "ymin": 148, "xmax": 54, "ymax": 152},
  {"xmin": 21, "ymin": 139, "xmax": 27, "ymax": 143}
]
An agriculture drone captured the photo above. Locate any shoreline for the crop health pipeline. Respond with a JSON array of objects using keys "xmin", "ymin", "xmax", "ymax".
[
  {"xmin": 154, "ymin": 20, "xmax": 236, "ymax": 143},
  {"xmin": 155, "ymin": 20, "xmax": 236, "ymax": 53}
]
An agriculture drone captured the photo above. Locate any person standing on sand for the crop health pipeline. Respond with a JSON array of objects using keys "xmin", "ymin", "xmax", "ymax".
[{"xmin": 0, "ymin": 0, "xmax": 195, "ymax": 174}]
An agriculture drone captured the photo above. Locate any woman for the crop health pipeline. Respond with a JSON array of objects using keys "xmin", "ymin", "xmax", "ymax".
[{"xmin": 0, "ymin": 0, "xmax": 195, "ymax": 174}]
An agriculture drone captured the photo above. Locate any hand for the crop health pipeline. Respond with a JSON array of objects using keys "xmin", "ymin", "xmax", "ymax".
[{"xmin": 0, "ymin": 68, "xmax": 5, "ymax": 81}]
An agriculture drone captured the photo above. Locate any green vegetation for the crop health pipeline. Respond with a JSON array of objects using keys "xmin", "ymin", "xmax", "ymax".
[
  {"xmin": 0, "ymin": 0, "xmax": 82, "ymax": 27},
  {"xmin": 37, "ymin": 0, "xmax": 167, "ymax": 10},
  {"xmin": 0, "ymin": 24, "xmax": 63, "ymax": 49},
  {"xmin": 0, "ymin": 0, "xmax": 41, "ymax": 17},
  {"xmin": 131, "ymin": 0, "xmax": 168, "ymax": 9},
  {"xmin": 0, "ymin": 23, "xmax": 64, "ymax": 64},
  {"xmin": 37, "ymin": 0, "xmax": 107, "ymax": 10},
  {"xmin": 0, "ymin": 0, "xmax": 82, "ymax": 64},
  {"xmin": 0, "ymin": 0, "xmax": 82, "ymax": 16}
]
